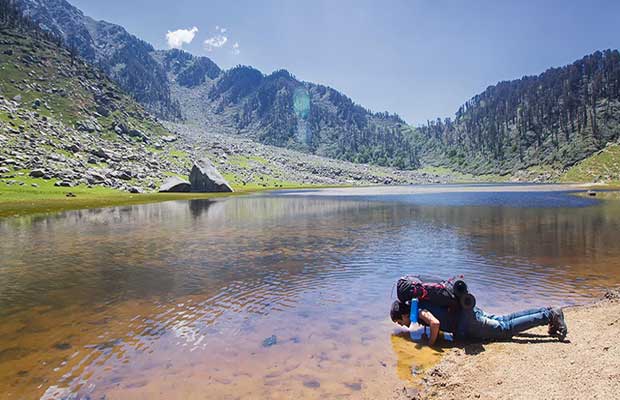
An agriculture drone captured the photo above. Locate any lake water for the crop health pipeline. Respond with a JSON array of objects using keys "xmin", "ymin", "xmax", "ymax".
[{"xmin": 2, "ymin": 185, "xmax": 620, "ymax": 399}]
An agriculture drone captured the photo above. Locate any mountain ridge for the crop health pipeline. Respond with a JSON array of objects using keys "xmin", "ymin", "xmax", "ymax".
[
  {"xmin": 414, "ymin": 49, "xmax": 620, "ymax": 175},
  {"xmin": 16, "ymin": 0, "xmax": 182, "ymax": 119},
  {"xmin": 16, "ymin": 0, "xmax": 420, "ymax": 169},
  {"xmin": 14, "ymin": 0, "xmax": 620, "ymax": 180}
]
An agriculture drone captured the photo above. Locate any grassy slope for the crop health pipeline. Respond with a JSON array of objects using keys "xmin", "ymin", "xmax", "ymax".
[
  {"xmin": 0, "ymin": 172, "xmax": 238, "ymax": 218},
  {"xmin": 560, "ymin": 144, "xmax": 620, "ymax": 184},
  {"xmin": 0, "ymin": 31, "xmax": 167, "ymax": 138},
  {"xmin": 415, "ymin": 166, "xmax": 510, "ymax": 183},
  {"xmin": 0, "ymin": 165, "xmax": 335, "ymax": 218}
]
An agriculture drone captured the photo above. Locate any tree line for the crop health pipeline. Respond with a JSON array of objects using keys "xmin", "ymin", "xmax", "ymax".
[{"xmin": 418, "ymin": 50, "xmax": 620, "ymax": 174}]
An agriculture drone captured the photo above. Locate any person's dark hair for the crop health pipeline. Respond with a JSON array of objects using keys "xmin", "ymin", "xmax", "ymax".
[{"xmin": 390, "ymin": 300, "xmax": 410, "ymax": 322}]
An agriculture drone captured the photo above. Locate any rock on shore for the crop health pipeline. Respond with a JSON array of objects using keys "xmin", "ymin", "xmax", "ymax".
[
  {"xmin": 189, "ymin": 158, "xmax": 233, "ymax": 193},
  {"xmin": 159, "ymin": 176, "xmax": 191, "ymax": 193}
]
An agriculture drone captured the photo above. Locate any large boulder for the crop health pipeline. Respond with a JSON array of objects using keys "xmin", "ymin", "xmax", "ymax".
[
  {"xmin": 29, "ymin": 169, "xmax": 45, "ymax": 178},
  {"xmin": 159, "ymin": 176, "xmax": 191, "ymax": 193},
  {"xmin": 189, "ymin": 158, "xmax": 234, "ymax": 193}
]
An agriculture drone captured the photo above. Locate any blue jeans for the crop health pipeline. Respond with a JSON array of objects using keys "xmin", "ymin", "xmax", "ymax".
[{"xmin": 457, "ymin": 307, "xmax": 552, "ymax": 340}]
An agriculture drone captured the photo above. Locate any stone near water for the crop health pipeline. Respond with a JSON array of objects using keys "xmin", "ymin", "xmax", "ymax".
[
  {"xmin": 159, "ymin": 176, "xmax": 191, "ymax": 193},
  {"xmin": 189, "ymin": 158, "xmax": 233, "ymax": 193},
  {"xmin": 29, "ymin": 169, "xmax": 45, "ymax": 178},
  {"xmin": 53, "ymin": 342, "xmax": 72, "ymax": 350},
  {"xmin": 86, "ymin": 171, "xmax": 106, "ymax": 183},
  {"xmin": 302, "ymin": 379, "xmax": 321, "ymax": 389},
  {"xmin": 344, "ymin": 382, "xmax": 362, "ymax": 391},
  {"xmin": 262, "ymin": 335, "xmax": 277, "ymax": 347},
  {"xmin": 54, "ymin": 181, "xmax": 72, "ymax": 187}
]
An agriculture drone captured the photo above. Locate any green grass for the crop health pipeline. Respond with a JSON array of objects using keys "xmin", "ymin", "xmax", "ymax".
[
  {"xmin": 169, "ymin": 149, "xmax": 189, "ymax": 159},
  {"xmin": 0, "ymin": 30, "xmax": 173, "ymax": 142},
  {"xmin": 416, "ymin": 166, "xmax": 509, "ymax": 183},
  {"xmin": 561, "ymin": 144, "xmax": 620, "ymax": 184},
  {"xmin": 0, "ymin": 174, "xmax": 245, "ymax": 218},
  {"xmin": 226, "ymin": 154, "xmax": 270, "ymax": 169},
  {"xmin": 0, "ymin": 169, "xmax": 335, "ymax": 218}
]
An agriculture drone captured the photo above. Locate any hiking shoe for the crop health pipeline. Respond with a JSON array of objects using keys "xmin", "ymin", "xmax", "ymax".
[{"xmin": 550, "ymin": 308, "xmax": 568, "ymax": 341}]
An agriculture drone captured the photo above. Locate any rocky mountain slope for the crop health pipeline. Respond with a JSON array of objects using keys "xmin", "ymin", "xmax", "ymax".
[
  {"xmin": 163, "ymin": 55, "xmax": 419, "ymax": 169},
  {"xmin": 0, "ymin": 5, "xmax": 456, "ymax": 196},
  {"xmin": 14, "ymin": 0, "xmax": 620, "ymax": 182},
  {"xmin": 17, "ymin": 0, "xmax": 419, "ymax": 170},
  {"xmin": 15, "ymin": 0, "xmax": 181, "ymax": 119},
  {"xmin": 165, "ymin": 122, "xmax": 461, "ymax": 189},
  {"xmin": 415, "ymin": 50, "xmax": 620, "ymax": 176},
  {"xmin": 0, "ymin": 20, "xmax": 191, "ymax": 192}
]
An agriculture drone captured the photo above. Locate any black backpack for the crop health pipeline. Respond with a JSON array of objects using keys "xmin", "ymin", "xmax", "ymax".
[{"xmin": 396, "ymin": 275, "xmax": 475, "ymax": 309}]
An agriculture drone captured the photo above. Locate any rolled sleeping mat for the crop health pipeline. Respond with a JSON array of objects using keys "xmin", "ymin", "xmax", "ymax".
[
  {"xmin": 460, "ymin": 293, "xmax": 476, "ymax": 309},
  {"xmin": 453, "ymin": 280, "xmax": 468, "ymax": 298}
]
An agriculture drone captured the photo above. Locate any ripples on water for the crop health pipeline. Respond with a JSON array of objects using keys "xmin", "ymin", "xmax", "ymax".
[{"xmin": 1, "ymin": 188, "xmax": 619, "ymax": 399}]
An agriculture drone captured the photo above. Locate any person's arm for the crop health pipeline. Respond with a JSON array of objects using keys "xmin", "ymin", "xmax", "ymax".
[{"xmin": 419, "ymin": 309, "xmax": 440, "ymax": 346}]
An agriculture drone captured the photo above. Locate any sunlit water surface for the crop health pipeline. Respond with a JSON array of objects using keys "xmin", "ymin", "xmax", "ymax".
[{"xmin": 1, "ymin": 185, "xmax": 620, "ymax": 399}]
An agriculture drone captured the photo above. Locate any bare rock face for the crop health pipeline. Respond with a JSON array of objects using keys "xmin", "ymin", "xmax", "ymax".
[
  {"xmin": 159, "ymin": 176, "xmax": 191, "ymax": 193},
  {"xmin": 189, "ymin": 158, "xmax": 233, "ymax": 193}
]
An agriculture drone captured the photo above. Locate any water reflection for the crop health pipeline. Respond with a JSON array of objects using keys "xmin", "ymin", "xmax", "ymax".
[{"xmin": 1, "ymin": 188, "xmax": 620, "ymax": 399}]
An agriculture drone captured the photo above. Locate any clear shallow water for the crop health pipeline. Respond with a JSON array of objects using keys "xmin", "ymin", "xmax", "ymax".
[{"xmin": 1, "ymin": 186, "xmax": 620, "ymax": 399}]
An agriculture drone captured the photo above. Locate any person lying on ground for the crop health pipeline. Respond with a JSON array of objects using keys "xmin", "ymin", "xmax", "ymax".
[{"xmin": 390, "ymin": 299, "xmax": 568, "ymax": 346}]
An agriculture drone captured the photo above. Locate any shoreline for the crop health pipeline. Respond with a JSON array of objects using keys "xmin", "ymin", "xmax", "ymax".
[
  {"xmin": 394, "ymin": 290, "xmax": 620, "ymax": 400},
  {"xmin": 1, "ymin": 181, "xmax": 616, "ymax": 219},
  {"xmin": 0, "ymin": 184, "xmax": 342, "ymax": 219}
]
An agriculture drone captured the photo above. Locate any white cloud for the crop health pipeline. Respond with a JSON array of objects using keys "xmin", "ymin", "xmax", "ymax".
[
  {"xmin": 232, "ymin": 42, "xmax": 240, "ymax": 55},
  {"xmin": 166, "ymin": 26, "xmax": 198, "ymax": 49},
  {"xmin": 204, "ymin": 34, "xmax": 228, "ymax": 51}
]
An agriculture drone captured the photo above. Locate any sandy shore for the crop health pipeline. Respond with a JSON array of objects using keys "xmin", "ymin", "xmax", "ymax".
[{"xmin": 393, "ymin": 289, "xmax": 620, "ymax": 400}]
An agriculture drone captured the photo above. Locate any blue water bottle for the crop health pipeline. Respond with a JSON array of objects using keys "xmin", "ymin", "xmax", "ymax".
[{"xmin": 409, "ymin": 298, "xmax": 419, "ymax": 325}]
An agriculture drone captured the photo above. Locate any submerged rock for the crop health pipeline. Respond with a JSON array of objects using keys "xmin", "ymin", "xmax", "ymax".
[
  {"xmin": 303, "ymin": 379, "xmax": 321, "ymax": 389},
  {"xmin": 159, "ymin": 176, "xmax": 191, "ymax": 193},
  {"xmin": 53, "ymin": 342, "xmax": 72, "ymax": 350},
  {"xmin": 262, "ymin": 335, "xmax": 277, "ymax": 347},
  {"xmin": 189, "ymin": 158, "xmax": 233, "ymax": 193}
]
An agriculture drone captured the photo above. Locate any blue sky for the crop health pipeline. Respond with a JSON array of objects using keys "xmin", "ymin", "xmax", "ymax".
[{"xmin": 71, "ymin": 0, "xmax": 620, "ymax": 125}]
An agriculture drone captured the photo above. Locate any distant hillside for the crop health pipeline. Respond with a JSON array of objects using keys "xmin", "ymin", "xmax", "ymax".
[
  {"xmin": 560, "ymin": 143, "xmax": 620, "ymax": 184},
  {"xmin": 17, "ymin": 0, "xmax": 620, "ymax": 177},
  {"xmin": 16, "ymin": 0, "xmax": 181, "ymax": 119},
  {"xmin": 0, "ymin": 1, "xmax": 191, "ymax": 192},
  {"xmin": 16, "ymin": 0, "xmax": 420, "ymax": 169},
  {"xmin": 158, "ymin": 51, "xmax": 419, "ymax": 169},
  {"xmin": 416, "ymin": 50, "xmax": 620, "ymax": 175}
]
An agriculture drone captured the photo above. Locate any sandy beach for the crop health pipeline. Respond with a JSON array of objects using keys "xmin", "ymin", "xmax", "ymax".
[{"xmin": 392, "ymin": 289, "xmax": 620, "ymax": 400}]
